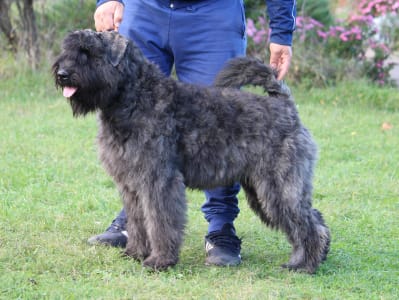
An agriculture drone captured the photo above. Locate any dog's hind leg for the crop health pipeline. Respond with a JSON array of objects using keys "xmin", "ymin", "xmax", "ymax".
[
  {"xmin": 123, "ymin": 188, "xmax": 151, "ymax": 261},
  {"xmin": 241, "ymin": 180, "xmax": 273, "ymax": 226},
  {"xmin": 285, "ymin": 199, "xmax": 330, "ymax": 274},
  {"xmin": 247, "ymin": 172, "xmax": 330, "ymax": 274},
  {"xmin": 140, "ymin": 171, "xmax": 187, "ymax": 271}
]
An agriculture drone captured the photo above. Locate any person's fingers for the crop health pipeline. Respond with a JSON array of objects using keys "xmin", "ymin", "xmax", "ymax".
[
  {"xmin": 94, "ymin": 1, "xmax": 124, "ymax": 32},
  {"xmin": 113, "ymin": 4, "xmax": 124, "ymax": 31},
  {"xmin": 94, "ymin": 9, "xmax": 112, "ymax": 31},
  {"xmin": 269, "ymin": 43, "xmax": 292, "ymax": 80},
  {"xmin": 276, "ymin": 57, "xmax": 290, "ymax": 80},
  {"xmin": 269, "ymin": 52, "xmax": 279, "ymax": 73}
]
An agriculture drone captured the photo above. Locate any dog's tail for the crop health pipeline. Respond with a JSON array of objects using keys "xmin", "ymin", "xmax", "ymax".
[{"xmin": 214, "ymin": 57, "xmax": 290, "ymax": 97}]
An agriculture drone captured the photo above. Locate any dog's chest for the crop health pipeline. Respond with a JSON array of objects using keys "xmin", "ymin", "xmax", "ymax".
[
  {"xmin": 97, "ymin": 130, "xmax": 126, "ymax": 179},
  {"xmin": 96, "ymin": 117, "xmax": 153, "ymax": 186},
  {"xmin": 96, "ymin": 119, "xmax": 136, "ymax": 183}
]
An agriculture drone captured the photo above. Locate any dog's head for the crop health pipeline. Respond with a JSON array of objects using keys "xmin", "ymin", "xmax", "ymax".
[{"xmin": 52, "ymin": 29, "xmax": 138, "ymax": 116}]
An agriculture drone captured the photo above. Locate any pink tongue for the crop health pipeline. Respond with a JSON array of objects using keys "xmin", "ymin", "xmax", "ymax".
[{"xmin": 63, "ymin": 87, "xmax": 77, "ymax": 98}]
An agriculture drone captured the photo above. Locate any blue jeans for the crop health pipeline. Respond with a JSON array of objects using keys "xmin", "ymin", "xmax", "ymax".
[{"xmin": 119, "ymin": 0, "xmax": 246, "ymax": 233}]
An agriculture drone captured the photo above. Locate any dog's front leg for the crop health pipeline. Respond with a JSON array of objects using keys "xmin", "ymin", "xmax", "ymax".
[
  {"xmin": 140, "ymin": 171, "xmax": 187, "ymax": 271},
  {"xmin": 123, "ymin": 188, "xmax": 151, "ymax": 261}
]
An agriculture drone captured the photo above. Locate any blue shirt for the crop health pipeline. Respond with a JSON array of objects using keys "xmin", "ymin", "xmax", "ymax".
[{"xmin": 96, "ymin": 0, "xmax": 296, "ymax": 46}]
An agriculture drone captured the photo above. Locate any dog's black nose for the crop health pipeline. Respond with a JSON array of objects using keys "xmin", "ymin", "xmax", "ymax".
[{"xmin": 57, "ymin": 69, "xmax": 69, "ymax": 82}]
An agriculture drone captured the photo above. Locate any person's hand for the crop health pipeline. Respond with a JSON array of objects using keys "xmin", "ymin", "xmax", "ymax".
[
  {"xmin": 94, "ymin": 1, "xmax": 124, "ymax": 32},
  {"xmin": 269, "ymin": 43, "xmax": 292, "ymax": 80}
]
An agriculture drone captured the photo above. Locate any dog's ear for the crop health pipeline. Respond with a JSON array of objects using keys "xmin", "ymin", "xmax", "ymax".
[{"xmin": 102, "ymin": 31, "xmax": 129, "ymax": 67}]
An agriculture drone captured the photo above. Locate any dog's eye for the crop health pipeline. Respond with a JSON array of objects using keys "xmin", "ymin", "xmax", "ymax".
[{"xmin": 78, "ymin": 49, "xmax": 89, "ymax": 64}]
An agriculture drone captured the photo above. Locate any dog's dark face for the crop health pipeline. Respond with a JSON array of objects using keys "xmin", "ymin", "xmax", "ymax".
[{"xmin": 52, "ymin": 30, "xmax": 129, "ymax": 116}]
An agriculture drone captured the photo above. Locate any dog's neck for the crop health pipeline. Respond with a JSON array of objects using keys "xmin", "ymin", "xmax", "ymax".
[{"xmin": 98, "ymin": 71, "xmax": 176, "ymax": 145}]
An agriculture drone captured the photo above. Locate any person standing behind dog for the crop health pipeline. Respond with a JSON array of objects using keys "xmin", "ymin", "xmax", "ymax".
[{"xmin": 88, "ymin": 0, "xmax": 296, "ymax": 267}]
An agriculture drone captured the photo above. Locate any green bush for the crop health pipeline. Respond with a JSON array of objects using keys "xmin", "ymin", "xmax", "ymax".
[
  {"xmin": 37, "ymin": 0, "xmax": 96, "ymax": 53},
  {"xmin": 244, "ymin": 0, "xmax": 265, "ymax": 19},
  {"xmin": 0, "ymin": 0, "xmax": 96, "ymax": 74},
  {"xmin": 297, "ymin": 0, "xmax": 334, "ymax": 26}
]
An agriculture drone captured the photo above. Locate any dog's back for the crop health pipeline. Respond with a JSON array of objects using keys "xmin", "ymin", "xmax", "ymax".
[{"xmin": 214, "ymin": 57, "xmax": 290, "ymax": 97}]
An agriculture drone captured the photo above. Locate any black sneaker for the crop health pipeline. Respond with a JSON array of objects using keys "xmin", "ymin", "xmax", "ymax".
[
  {"xmin": 87, "ymin": 210, "xmax": 128, "ymax": 247},
  {"xmin": 204, "ymin": 223, "xmax": 242, "ymax": 266}
]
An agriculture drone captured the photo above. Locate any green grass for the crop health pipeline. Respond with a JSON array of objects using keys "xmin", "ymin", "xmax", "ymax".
[{"xmin": 1, "ymin": 70, "xmax": 398, "ymax": 299}]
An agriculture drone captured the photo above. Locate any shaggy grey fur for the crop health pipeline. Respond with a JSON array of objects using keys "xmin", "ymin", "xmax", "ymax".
[{"xmin": 53, "ymin": 29, "xmax": 330, "ymax": 274}]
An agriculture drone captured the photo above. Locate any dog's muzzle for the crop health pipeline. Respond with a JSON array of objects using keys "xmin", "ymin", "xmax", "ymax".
[{"xmin": 56, "ymin": 69, "xmax": 78, "ymax": 98}]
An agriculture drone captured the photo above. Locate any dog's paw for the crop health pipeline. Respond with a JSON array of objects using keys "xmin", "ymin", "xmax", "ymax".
[
  {"xmin": 281, "ymin": 262, "xmax": 316, "ymax": 274},
  {"xmin": 124, "ymin": 248, "xmax": 149, "ymax": 262},
  {"xmin": 142, "ymin": 255, "xmax": 178, "ymax": 271}
]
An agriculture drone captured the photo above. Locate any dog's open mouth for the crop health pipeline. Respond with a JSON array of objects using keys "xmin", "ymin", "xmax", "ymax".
[{"xmin": 63, "ymin": 86, "xmax": 78, "ymax": 98}]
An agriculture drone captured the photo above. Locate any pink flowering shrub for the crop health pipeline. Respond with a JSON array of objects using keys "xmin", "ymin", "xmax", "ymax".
[
  {"xmin": 358, "ymin": 0, "xmax": 399, "ymax": 17},
  {"xmin": 318, "ymin": 15, "xmax": 374, "ymax": 60},
  {"xmin": 246, "ymin": 1, "xmax": 398, "ymax": 86},
  {"xmin": 246, "ymin": 16, "xmax": 270, "ymax": 59},
  {"xmin": 363, "ymin": 41, "xmax": 396, "ymax": 85}
]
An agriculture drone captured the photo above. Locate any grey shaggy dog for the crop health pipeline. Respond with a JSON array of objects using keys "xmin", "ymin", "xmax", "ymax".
[{"xmin": 53, "ymin": 29, "xmax": 330, "ymax": 274}]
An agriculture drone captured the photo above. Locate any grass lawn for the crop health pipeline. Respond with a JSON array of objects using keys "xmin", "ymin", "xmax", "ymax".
[{"xmin": 0, "ymin": 71, "xmax": 398, "ymax": 299}]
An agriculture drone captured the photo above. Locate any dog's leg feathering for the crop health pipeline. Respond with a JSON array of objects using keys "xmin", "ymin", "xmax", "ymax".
[
  {"xmin": 123, "ymin": 189, "xmax": 151, "ymax": 261},
  {"xmin": 139, "ymin": 171, "xmax": 187, "ymax": 271}
]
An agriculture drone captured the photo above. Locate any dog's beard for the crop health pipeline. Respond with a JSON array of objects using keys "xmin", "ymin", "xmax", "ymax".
[
  {"xmin": 67, "ymin": 86, "xmax": 113, "ymax": 117},
  {"xmin": 68, "ymin": 95, "xmax": 96, "ymax": 117},
  {"xmin": 55, "ymin": 80, "xmax": 101, "ymax": 117}
]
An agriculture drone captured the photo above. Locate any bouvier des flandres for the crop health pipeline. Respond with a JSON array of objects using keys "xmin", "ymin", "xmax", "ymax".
[{"xmin": 53, "ymin": 29, "xmax": 330, "ymax": 274}]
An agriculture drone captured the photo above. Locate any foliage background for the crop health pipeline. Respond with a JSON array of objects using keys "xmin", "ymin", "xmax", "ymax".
[
  {"xmin": 245, "ymin": 0, "xmax": 399, "ymax": 87},
  {"xmin": 1, "ymin": 0, "xmax": 398, "ymax": 87}
]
